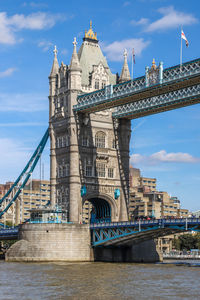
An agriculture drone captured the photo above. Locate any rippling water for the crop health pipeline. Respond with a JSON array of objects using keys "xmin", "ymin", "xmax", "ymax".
[{"xmin": 0, "ymin": 261, "xmax": 200, "ymax": 299}]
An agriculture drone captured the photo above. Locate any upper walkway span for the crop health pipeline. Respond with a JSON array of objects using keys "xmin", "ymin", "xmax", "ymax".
[{"xmin": 73, "ymin": 58, "xmax": 200, "ymax": 118}]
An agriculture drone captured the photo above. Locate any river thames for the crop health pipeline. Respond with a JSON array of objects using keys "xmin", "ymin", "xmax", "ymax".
[{"xmin": 0, "ymin": 261, "xmax": 199, "ymax": 299}]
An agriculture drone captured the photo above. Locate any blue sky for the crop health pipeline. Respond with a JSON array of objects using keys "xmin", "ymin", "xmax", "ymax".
[{"xmin": 0, "ymin": 0, "xmax": 200, "ymax": 211}]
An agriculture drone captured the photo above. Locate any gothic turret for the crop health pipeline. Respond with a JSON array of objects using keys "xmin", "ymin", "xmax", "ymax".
[
  {"xmin": 69, "ymin": 37, "xmax": 81, "ymax": 72},
  {"xmin": 49, "ymin": 45, "xmax": 59, "ymax": 77},
  {"xmin": 69, "ymin": 37, "xmax": 82, "ymax": 91},
  {"xmin": 119, "ymin": 49, "xmax": 131, "ymax": 83},
  {"xmin": 48, "ymin": 45, "xmax": 59, "ymax": 208}
]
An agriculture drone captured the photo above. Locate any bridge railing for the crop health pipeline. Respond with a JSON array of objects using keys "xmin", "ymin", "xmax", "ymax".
[
  {"xmin": 0, "ymin": 227, "xmax": 18, "ymax": 236},
  {"xmin": 74, "ymin": 58, "xmax": 200, "ymax": 112},
  {"xmin": 112, "ymin": 84, "xmax": 200, "ymax": 118},
  {"xmin": 90, "ymin": 218, "xmax": 200, "ymax": 229}
]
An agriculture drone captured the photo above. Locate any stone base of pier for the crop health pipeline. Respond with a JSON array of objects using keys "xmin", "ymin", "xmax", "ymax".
[{"xmin": 6, "ymin": 223, "xmax": 93, "ymax": 262}]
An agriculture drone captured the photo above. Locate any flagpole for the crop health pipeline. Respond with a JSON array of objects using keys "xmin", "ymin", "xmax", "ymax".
[
  {"xmin": 131, "ymin": 51, "xmax": 133, "ymax": 79},
  {"xmin": 180, "ymin": 27, "xmax": 182, "ymax": 72}
]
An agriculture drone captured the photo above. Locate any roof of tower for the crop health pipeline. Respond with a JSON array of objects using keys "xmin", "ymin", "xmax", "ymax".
[
  {"xmin": 84, "ymin": 20, "xmax": 98, "ymax": 42},
  {"xmin": 78, "ymin": 22, "xmax": 116, "ymax": 86},
  {"xmin": 49, "ymin": 45, "xmax": 59, "ymax": 77},
  {"xmin": 119, "ymin": 49, "xmax": 131, "ymax": 83}
]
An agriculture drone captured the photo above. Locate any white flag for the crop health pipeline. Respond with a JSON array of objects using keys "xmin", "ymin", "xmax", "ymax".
[{"xmin": 181, "ymin": 30, "xmax": 189, "ymax": 47}]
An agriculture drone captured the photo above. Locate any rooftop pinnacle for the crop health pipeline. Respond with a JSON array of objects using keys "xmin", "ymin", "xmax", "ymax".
[
  {"xmin": 49, "ymin": 45, "xmax": 59, "ymax": 77},
  {"xmin": 119, "ymin": 49, "xmax": 131, "ymax": 83},
  {"xmin": 70, "ymin": 37, "xmax": 81, "ymax": 71}
]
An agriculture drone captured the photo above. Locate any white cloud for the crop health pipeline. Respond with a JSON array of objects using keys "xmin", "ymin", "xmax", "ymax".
[
  {"xmin": 8, "ymin": 12, "xmax": 63, "ymax": 30},
  {"xmin": 102, "ymin": 38, "xmax": 150, "ymax": 62},
  {"xmin": 130, "ymin": 18, "xmax": 149, "ymax": 26},
  {"xmin": 0, "ymin": 93, "xmax": 48, "ymax": 112},
  {"xmin": 130, "ymin": 150, "xmax": 200, "ymax": 166},
  {"xmin": 151, "ymin": 150, "xmax": 198, "ymax": 163},
  {"xmin": 38, "ymin": 40, "xmax": 53, "ymax": 52},
  {"xmin": 146, "ymin": 6, "xmax": 198, "ymax": 32},
  {"xmin": 0, "ymin": 12, "xmax": 65, "ymax": 45},
  {"xmin": 0, "ymin": 68, "xmax": 16, "ymax": 78}
]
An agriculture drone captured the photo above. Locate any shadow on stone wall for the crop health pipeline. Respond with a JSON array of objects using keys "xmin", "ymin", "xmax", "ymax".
[{"xmin": 93, "ymin": 239, "xmax": 162, "ymax": 263}]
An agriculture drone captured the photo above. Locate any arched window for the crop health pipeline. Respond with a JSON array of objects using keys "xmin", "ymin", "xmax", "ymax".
[{"xmin": 95, "ymin": 131, "xmax": 105, "ymax": 148}]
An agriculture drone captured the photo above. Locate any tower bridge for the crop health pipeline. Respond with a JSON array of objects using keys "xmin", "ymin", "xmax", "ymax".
[{"xmin": 2, "ymin": 23, "xmax": 200, "ymax": 262}]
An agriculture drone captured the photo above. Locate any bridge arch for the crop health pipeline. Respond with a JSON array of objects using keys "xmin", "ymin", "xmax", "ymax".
[{"xmin": 82, "ymin": 193, "xmax": 118, "ymax": 223}]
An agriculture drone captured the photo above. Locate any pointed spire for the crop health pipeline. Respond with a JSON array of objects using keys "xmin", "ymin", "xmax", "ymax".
[
  {"xmin": 49, "ymin": 45, "xmax": 59, "ymax": 77},
  {"xmin": 119, "ymin": 49, "xmax": 131, "ymax": 83},
  {"xmin": 70, "ymin": 37, "xmax": 81, "ymax": 71}
]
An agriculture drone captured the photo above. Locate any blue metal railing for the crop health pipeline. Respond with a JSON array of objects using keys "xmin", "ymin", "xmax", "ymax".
[
  {"xmin": 74, "ymin": 57, "xmax": 200, "ymax": 112},
  {"xmin": 90, "ymin": 218, "xmax": 200, "ymax": 229},
  {"xmin": 90, "ymin": 218, "xmax": 200, "ymax": 246}
]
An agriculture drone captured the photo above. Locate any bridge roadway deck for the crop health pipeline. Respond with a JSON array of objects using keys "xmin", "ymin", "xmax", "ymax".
[
  {"xmin": 0, "ymin": 218, "xmax": 200, "ymax": 245},
  {"xmin": 90, "ymin": 218, "xmax": 200, "ymax": 247},
  {"xmin": 0, "ymin": 227, "xmax": 18, "ymax": 240}
]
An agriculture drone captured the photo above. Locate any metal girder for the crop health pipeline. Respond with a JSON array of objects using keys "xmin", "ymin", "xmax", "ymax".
[
  {"xmin": 90, "ymin": 218, "xmax": 200, "ymax": 246},
  {"xmin": 0, "ymin": 227, "xmax": 18, "ymax": 240},
  {"xmin": 113, "ymin": 84, "xmax": 200, "ymax": 119},
  {"xmin": 74, "ymin": 58, "xmax": 200, "ymax": 114},
  {"xmin": 0, "ymin": 129, "xmax": 49, "ymax": 218}
]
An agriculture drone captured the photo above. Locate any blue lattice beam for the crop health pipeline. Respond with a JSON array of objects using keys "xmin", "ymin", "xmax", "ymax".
[
  {"xmin": 113, "ymin": 84, "xmax": 200, "ymax": 119},
  {"xmin": 90, "ymin": 218, "xmax": 200, "ymax": 246},
  {"xmin": 74, "ymin": 58, "xmax": 200, "ymax": 113}
]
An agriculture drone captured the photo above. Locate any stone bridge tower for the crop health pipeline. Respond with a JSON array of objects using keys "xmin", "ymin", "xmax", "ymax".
[{"xmin": 49, "ymin": 23, "xmax": 131, "ymax": 223}]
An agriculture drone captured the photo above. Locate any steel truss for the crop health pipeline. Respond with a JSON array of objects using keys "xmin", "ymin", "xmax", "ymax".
[
  {"xmin": 74, "ymin": 58, "xmax": 200, "ymax": 113},
  {"xmin": 90, "ymin": 218, "xmax": 200, "ymax": 246},
  {"xmin": 113, "ymin": 84, "xmax": 200, "ymax": 119},
  {"xmin": 0, "ymin": 227, "xmax": 18, "ymax": 240},
  {"xmin": 0, "ymin": 129, "xmax": 49, "ymax": 218}
]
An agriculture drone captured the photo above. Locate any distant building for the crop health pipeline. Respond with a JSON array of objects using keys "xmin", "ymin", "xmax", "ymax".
[
  {"xmin": 0, "ymin": 167, "xmax": 190, "ymax": 225},
  {"xmin": 192, "ymin": 210, "xmax": 200, "ymax": 218},
  {"xmin": 128, "ymin": 166, "xmax": 189, "ymax": 220},
  {"xmin": 0, "ymin": 180, "xmax": 50, "ymax": 225}
]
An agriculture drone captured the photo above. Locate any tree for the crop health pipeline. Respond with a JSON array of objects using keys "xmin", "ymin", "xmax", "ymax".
[{"xmin": 173, "ymin": 233, "xmax": 199, "ymax": 251}]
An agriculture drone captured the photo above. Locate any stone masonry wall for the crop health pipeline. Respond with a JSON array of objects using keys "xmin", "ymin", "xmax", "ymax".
[{"xmin": 6, "ymin": 223, "xmax": 93, "ymax": 262}]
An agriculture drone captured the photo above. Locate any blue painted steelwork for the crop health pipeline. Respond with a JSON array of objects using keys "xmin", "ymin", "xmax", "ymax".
[
  {"xmin": 90, "ymin": 218, "xmax": 200, "ymax": 246},
  {"xmin": 81, "ymin": 185, "xmax": 87, "ymax": 197},
  {"xmin": 74, "ymin": 58, "xmax": 200, "ymax": 112},
  {"xmin": 0, "ymin": 227, "xmax": 18, "ymax": 240},
  {"xmin": 0, "ymin": 223, "xmax": 9, "ymax": 228},
  {"xmin": 113, "ymin": 84, "xmax": 200, "ymax": 119},
  {"xmin": 114, "ymin": 188, "xmax": 120, "ymax": 199},
  {"xmin": 0, "ymin": 129, "xmax": 49, "ymax": 218}
]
